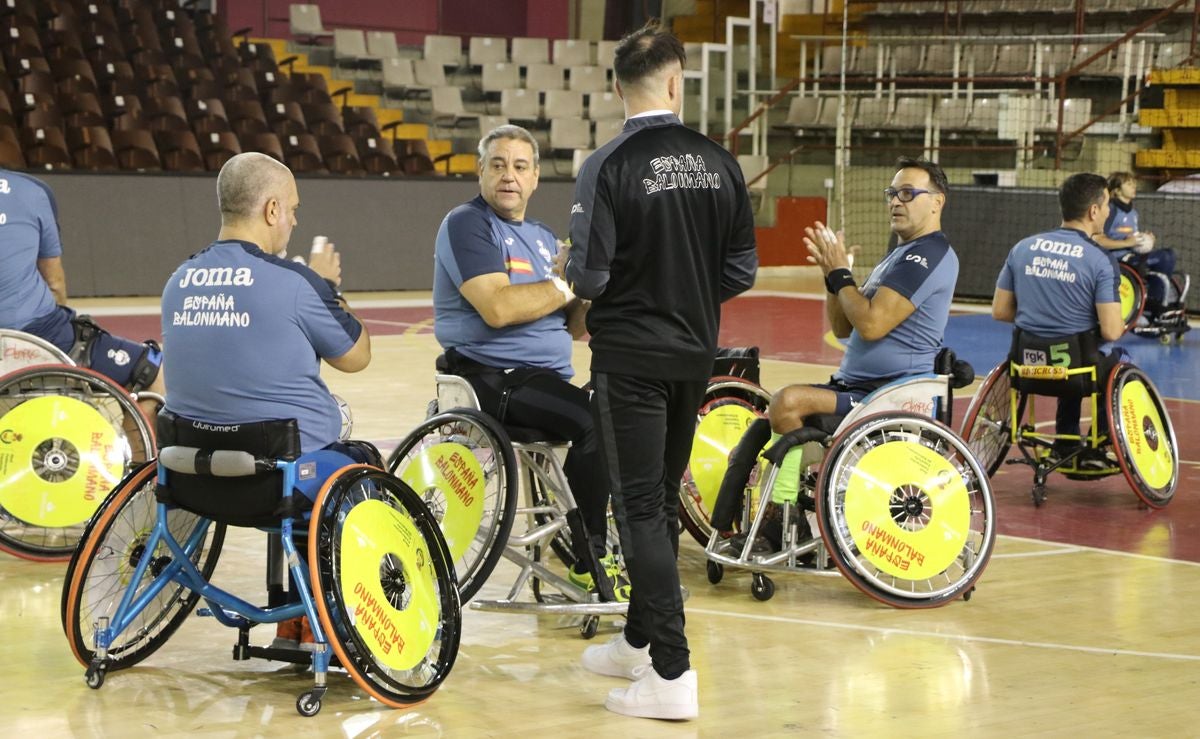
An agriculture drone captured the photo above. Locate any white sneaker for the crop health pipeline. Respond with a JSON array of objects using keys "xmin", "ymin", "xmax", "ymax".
[
  {"xmin": 605, "ymin": 668, "xmax": 698, "ymax": 720},
  {"xmin": 581, "ymin": 633, "xmax": 650, "ymax": 679}
]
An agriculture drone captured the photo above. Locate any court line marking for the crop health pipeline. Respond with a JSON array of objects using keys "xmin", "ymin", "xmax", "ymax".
[
  {"xmin": 1000, "ymin": 533, "xmax": 1200, "ymax": 567},
  {"xmin": 686, "ymin": 606, "xmax": 1200, "ymax": 662}
]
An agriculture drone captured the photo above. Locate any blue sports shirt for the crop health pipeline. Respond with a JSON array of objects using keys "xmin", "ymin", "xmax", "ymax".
[
  {"xmin": 433, "ymin": 195, "xmax": 573, "ymax": 379},
  {"xmin": 1103, "ymin": 198, "xmax": 1138, "ymax": 259},
  {"xmin": 0, "ymin": 171, "xmax": 64, "ymax": 330},
  {"xmin": 997, "ymin": 227, "xmax": 1119, "ymax": 337},
  {"xmin": 835, "ymin": 231, "xmax": 959, "ymax": 385},
  {"xmin": 161, "ymin": 240, "xmax": 361, "ymax": 453}
]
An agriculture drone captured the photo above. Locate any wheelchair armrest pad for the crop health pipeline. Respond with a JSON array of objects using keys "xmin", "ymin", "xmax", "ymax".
[
  {"xmin": 762, "ymin": 426, "xmax": 828, "ymax": 466},
  {"xmin": 159, "ymin": 446, "xmax": 270, "ymax": 477}
]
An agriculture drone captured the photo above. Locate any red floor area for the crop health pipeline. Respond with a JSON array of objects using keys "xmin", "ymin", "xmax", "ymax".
[{"xmin": 103, "ymin": 296, "xmax": 1199, "ymax": 562}]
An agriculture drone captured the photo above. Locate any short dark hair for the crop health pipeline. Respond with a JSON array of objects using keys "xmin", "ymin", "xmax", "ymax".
[
  {"xmin": 894, "ymin": 156, "xmax": 948, "ymax": 196},
  {"xmin": 613, "ymin": 19, "xmax": 686, "ymax": 87},
  {"xmin": 1060, "ymin": 172, "xmax": 1108, "ymax": 221}
]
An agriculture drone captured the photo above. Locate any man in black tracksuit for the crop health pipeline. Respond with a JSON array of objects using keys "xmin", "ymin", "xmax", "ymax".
[{"xmin": 559, "ymin": 20, "xmax": 757, "ymax": 721}]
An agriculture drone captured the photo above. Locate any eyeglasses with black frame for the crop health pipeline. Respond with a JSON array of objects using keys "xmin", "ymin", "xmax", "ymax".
[{"xmin": 883, "ymin": 187, "xmax": 934, "ymax": 203}]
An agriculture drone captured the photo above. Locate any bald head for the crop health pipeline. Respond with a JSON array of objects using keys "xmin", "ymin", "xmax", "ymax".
[{"xmin": 217, "ymin": 152, "xmax": 294, "ymax": 225}]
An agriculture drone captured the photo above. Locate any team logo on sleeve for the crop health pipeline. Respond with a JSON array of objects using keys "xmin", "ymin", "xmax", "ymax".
[
  {"xmin": 571, "ymin": 202, "xmax": 584, "ymax": 214},
  {"xmin": 904, "ymin": 253, "xmax": 929, "ymax": 268}
]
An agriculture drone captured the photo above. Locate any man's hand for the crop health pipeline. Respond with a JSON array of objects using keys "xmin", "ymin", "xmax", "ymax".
[
  {"xmin": 552, "ymin": 239, "xmax": 570, "ymax": 279},
  {"xmin": 308, "ymin": 242, "xmax": 342, "ymax": 285},
  {"xmin": 802, "ymin": 221, "xmax": 858, "ymax": 274}
]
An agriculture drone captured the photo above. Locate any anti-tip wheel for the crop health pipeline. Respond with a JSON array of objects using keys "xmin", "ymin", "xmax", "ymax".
[
  {"xmin": 580, "ymin": 616, "xmax": 599, "ymax": 640},
  {"xmin": 706, "ymin": 560, "xmax": 723, "ymax": 585},
  {"xmin": 751, "ymin": 573, "xmax": 775, "ymax": 601}
]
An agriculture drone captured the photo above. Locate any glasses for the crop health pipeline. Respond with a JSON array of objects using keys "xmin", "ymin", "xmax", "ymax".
[{"xmin": 883, "ymin": 187, "xmax": 933, "ymax": 203}]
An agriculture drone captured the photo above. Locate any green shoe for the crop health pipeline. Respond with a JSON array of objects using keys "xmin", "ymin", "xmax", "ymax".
[{"xmin": 568, "ymin": 554, "xmax": 631, "ymax": 602}]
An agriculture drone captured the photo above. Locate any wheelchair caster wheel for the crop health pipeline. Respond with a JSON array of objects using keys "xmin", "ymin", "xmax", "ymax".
[
  {"xmin": 751, "ymin": 573, "xmax": 775, "ymax": 601},
  {"xmin": 84, "ymin": 664, "xmax": 106, "ymax": 690},
  {"xmin": 1032, "ymin": 486, "xmax": 1046, "ymax": 507},
  {"xmin": 706, "ymin": 560, "xmax": 723, "ymax": 585},
  {"xmin": 580, "ymin": 616, "xmax": 599, "ymax": 640},
  {"xmin": 963, "ymin": 586, "xmax": 974, "ymax": 602},
  {"xmin": 1160, "ymin": 334, "xmax": 1173, "ymax": 346},
  {"xmin": 296, "ymin": 691, "xmax": 322, "ymax": 717}
]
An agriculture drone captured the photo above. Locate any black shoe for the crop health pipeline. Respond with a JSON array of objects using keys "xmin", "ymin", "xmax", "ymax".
[{"xmin": 1046, "ymin": 440, "xmax": 1084, "ymax": 465}]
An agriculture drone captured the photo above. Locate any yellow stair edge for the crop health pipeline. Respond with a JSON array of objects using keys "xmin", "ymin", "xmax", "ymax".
[
  {"xmin": 1149, "ymin": 67, "xmax": 1200, "ymax": 86},
  {"xmin": 447, "ymin": 153, "xmax": 478, "ymax": 174},
  {"xmin": 1135, "ymin": 149, "xmax": 1200, "ymax": 167},
  {"xmin": 1139, "ymin": 108, "xmax": 1200, "ymax": 128}
]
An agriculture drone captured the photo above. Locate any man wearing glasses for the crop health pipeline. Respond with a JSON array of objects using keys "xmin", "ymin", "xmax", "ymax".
[{"xmin": 718, "ymin": 156, "xmax": 958, "ymax": 545}]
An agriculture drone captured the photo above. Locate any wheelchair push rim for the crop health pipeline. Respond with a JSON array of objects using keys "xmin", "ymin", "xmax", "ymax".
[
  {"xmin": 1106, "ymin": 364, "xmax": 1178, "ymax": 508},
  {"xmin": 959, "ymin": 362, "xmax": 1012, "ymax": 478},
  {"xmin": 62, "ymin": 461, "xmax": 225, "ymax": 670},
  {"xmin": 816, "ymin": 412, "xmax": 996, "ymax": 608},
  {"xmin": 1118, "ymin": 262, "xmax": 1146, "ymax": 331},
  {"xmin": 0, "ymin": 329, "xmax": 75, "ymax": 374},
  {"xmin": 681, "ymin": 380, "xmax": 769, "ymax": 546},
  {"xmin": 0, "ymin": 365, "xmax": 154, "ymax": 561},
  {"xmin": 309, "ymin": 465, "xmax": 461, "ymax": 707}
]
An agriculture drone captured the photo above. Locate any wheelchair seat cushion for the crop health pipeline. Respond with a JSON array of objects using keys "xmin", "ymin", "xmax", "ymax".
[{"xmin": 1008, "ymin": 328, "xmax": 1099, "ymax": 397}]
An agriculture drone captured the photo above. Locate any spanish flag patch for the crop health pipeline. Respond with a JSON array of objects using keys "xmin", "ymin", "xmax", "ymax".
[{"xmin": 506, "ymin": 257, "xmax": 534, "ymax": 274}]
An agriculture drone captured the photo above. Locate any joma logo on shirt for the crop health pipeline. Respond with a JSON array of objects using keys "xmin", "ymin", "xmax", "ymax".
[
  {"xmin": 178, "ymin": 267, "xmax": 254, "ymax": 287},
  {"xmin": 1029, "ymin": 238, "xmax": 1084, "ymax": 258}
]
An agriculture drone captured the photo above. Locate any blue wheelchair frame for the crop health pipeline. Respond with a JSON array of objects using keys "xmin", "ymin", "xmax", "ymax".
[{"xmin": 86, "ymin": 456, "xmax": 335, "ymax": 712}]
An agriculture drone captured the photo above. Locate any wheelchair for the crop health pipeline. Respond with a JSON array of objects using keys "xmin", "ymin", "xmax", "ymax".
[
  {"xmin": 961, "ymin": 329, "xmax": 1178, "ymax": 509},
  {"xmin": 1117, "ymin": 259, "xmax": 1191, "ymax": 344},
  {"xmin": 387, "ymin": 371, "xmax": 627, "ymax": 639},
  {"xmin": 680, "ymin": 348, "xmax": 772, "ymax": 546},
  {"xmin": 701, "ymin": 350, "xmax": 997, "ymax": 608},
  {"xmin": 0, "ymin": 328, "xmax": 75, "ymax": 375},
  {"xmin": 0, "ymin": 363, "xmax": 155, "ymax": 561},
  {"xmin": 60, "ymin": 411, "xmax": 461, "ymax": 717}
]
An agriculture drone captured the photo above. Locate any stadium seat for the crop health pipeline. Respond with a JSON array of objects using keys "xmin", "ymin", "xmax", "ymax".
[
  {"xmin": 779, "ymin": 96, "xmax": 822, "ymax": 131},
  {"xmin": 525, "ymin": 63, "xmax": 563, "ymax": 91},
  {"xmin": 66, "ymin": 125, "xmax": 118, "ymax": 171},
  {"xmin": 186, "ymin": 97, "xmax": 231, "ymax": 135},
  {"xmin": 343, "ymin": 106, "xmax": 381, "ymax": 139},
  {"xmin": 300, "ymin": 100, "xmax": 344, "ymax": 135},
  {"xmin": 381, "ymin": 58, "xmax": 418, "ymax": 99},
  {"xmin": 280, "ymin": 131, "xmax": 325, "ymax": 173},
  {"xmin": 154, "ymin": 129, "xmax": 204, "ymax": 172},
  {"xmin": 588, "ymin": 91, "xmax": 624, "ymax": 120},
  {"xmin": 241, "ymin": 131, "xmax": 285, "ymax": 163},
  {"xmin": 469, "ymin": 36, "xmax": 507, "ymax": 66},
  {"xmin": 413, "ymin": 58, "xmax": 448, "ymax": 90},
  {"xmin": 319, "ymin": 133, "xmax": 364, "ymax": 175},
  {"xmin": 142, "ymin": 95, "xmax": 189, "ymax": 132},
  {"xmin": 111, "ymin": 128, "xmax": 160, "ymax": 171},
  {"xmin": 430, "ymin": 86, "xmax": 480, "ymax": 129},
  {"xmin": 226, "ymin": 99, "xmax": 271, "ymax": 137},
  {"xmin": 511, "ymin": 37, "xmax": 549, "ymax": 67},
  {"xmin": 366, "ymin": 30, "xmax": 401, "ymax": 61},
  {"xmin": 549, "ymin": 117, "xmax": 591, "ymax": 150},
  {"xmin": 198, "ymin": 130, "xmax": 242, "ymax": 171},
  {"xmin": 595, "ymin": 40, "xmax": 619, "ymax": 68},
  {"xmin": 544, "ymin": 89, "xmax": 584, "ymax": 120},
  {"xmin": 553, "ymin": 39, "xmax": 592, "ymax": 67},
  {"xmin": 481, "ymin": 62, "xmax": 520, "ymax": 95},
  {"xmin": 424, "ymin": 34, "xmax": 463, "ymax": 68},
  {"xmin": 333, "ymin": 29, "xmax": 370, "ymax": 70},
  {"xmin": 568, "ymin": 65, "xmax": 608, "ymax": 93},
  {"xmin": 289, "ymin": 4, "xmax": 333, "ymax": 44},
  {"xmin": 356, "ymin": 134, "xmax": 398, "ymax": 175},
  {"xmin": 936, "ymin": 96, "xmax": 972, "ymax": 130},
  {"xmin": 21, "ymin": 125, "xmax": 72, "ymax": 170},
  {"xmin": 500, "ymin": 88, "xmax": 539, "ymax": 122},
  {"xmin": 593, "ymin": 118, "xmax": 623, "ymax": 147}
]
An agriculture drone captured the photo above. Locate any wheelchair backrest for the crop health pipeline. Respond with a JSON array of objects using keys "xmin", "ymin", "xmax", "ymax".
[
  {"xmin": 0, "ymin": 329, "xmax": 74, "ymax": 374},
  {"xmin": 835, "ymin": 374, "xmax": 951, "ymax": 433},
  {"xmin": 1008, "ymin": 329, "xmax": 1098, "ymax": 397},
  {"xmin": 155, "ymin": 410, "xmax": 302, "ymax": 527}
]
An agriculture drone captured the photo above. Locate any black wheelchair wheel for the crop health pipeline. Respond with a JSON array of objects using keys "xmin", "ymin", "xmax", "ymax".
[
  {"xmin": 62, "ymin": 462, "xmax": 225, "ymax": 671},
  {"xmin": 1105, "ymin": 364, "xmax": 1178, "ymax": 509},
  {"xmin": 681, "ymin": 377, "xmax": 771, "ymax": 546},
  {"xmin": 387, "ymin": 409, "xmax": 518, "ymax": 603},
  {"xmin": 0, "ymin": 365, "xmax": 154, "ymax": 561},
  {"xmin": 1117, "ymin": 261, "xmax": 1146, "ymax": 331},
  {"xmin": 309, "ymin": 466, "xmax": 461, "ymax": 706},
  {"xmin": 816, "ymin": 412, "xmax": 996, "ymax": 609},
  {"xmin": 959, "ymin": 362, "xmax": 1013, "ymax": 477}
]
